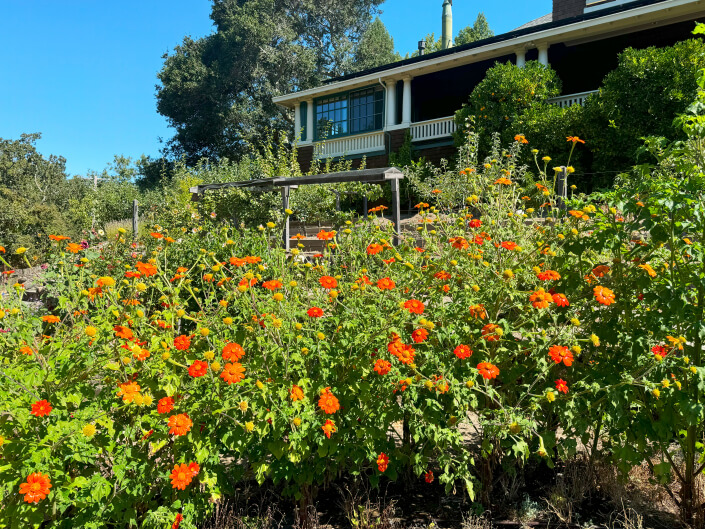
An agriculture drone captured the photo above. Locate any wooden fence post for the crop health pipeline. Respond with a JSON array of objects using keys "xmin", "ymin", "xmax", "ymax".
[
  {"xmin": 390, "ymin": 178, "xmax": 401, "ymax": 246},
  {"xmin": 282, "ymin": 186, "xmax": 291, "ymax": 251},
  {"xmin": 132, "ymin": 200, "xmax": 138, "ymax": 240}
]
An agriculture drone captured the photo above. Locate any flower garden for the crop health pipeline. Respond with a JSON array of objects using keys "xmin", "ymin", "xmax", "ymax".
[{"xmin": 2, "ymin": 76, "xmax": 705, "ymax": 529}]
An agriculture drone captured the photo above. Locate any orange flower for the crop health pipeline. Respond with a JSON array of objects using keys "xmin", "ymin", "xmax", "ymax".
[
  {"xmin": 494, "ymin": 177, "xmax": 512, "ymax": 185},
  {"xmin": 19, "ymin": 473, "xmax": 52, "ymax": 503},
  {"xmin": 157, "ymin": 396, "xmax": 174, "ymax": 414},
  {"xmin": 537, "ymin": 270, "xmax": 560, "ymax": 281},
  {"xmin": 403, "ymin": 299, "xmax": 425, "ymax": 315},
  {"xmin": 377, "ymin": 452, "xmax": 389, "ymax": 472},
  {"xmin": 319, "ymin": 276, "xmax": 337, "ymax": 289},
  {"xmin": 117, "ymin": 382, "xmax": 141, "ymax": 403},
  {"xmin": 567, "ymin": 136, "xmax": 585, "ymax": 144},
  {"xmin": 367, "ymin": 243, "xmax": 384, "ymax": 255},
  {"xmin": 411, "ymin": 328, "xmax": 429, "ymax": 343},
  {"xmin": 449, "ymin": 236, "xmax": 469, "ymax": 250},
  {"xmin": 172, "ymin": 513, "xmax": 184, "ymax": 529},
  {"xmin": 552, "ymin": 293, "xmax": 570, "ymax": 307},
  {"xmin": 31, "ymin": 399, "xmax": 52, "ymax": 417},
  {"xmin": 170, "ymin": 463, "xmax": 197, "ymax": 490},
  {"xmin": 188, "ymin": 360, "xmax": 208, "ymax": 378},
  {"xmin": 373, "ymin": 359, "xmax": 391, "ymax": 375},
  {"xmin": 150, "ymin": 232, "xmax": 164, "ymax": 239},
  {"xmin": 548, "ymin": 345, "xmax": 574, "ymax": 366},
  {"xmin": 41, "ymin": 315, "xmax": 60, "ymax": 324},
  {"xmin": 174, "ymin": 335, "xmax": 191, "ymax": 351},
  {"xmin": 530, "ymin": 288, "xmax": 553, "ymax": 309},
  {"xmin": 414, "ymin": 202, "xmax": 430, "ymax": 209},
  {"xmin": 316, "ymin": 230, "xmax": 336, "ymax": 241},
  {"xmin": 477, "ymin": 362, "xmax": 499, "ymax": 380},
  {"xmin": 591, "ymin": 265, "xmax": 610, "ymax": 278},
  {"xmin": 318, "ymin": 387, "xmax": 340, "ymax": 414},
  {"xmin": 244, "ymin": 256, "xmax": 262, "ymax": 264},
  {"xmin": 19, "ymin": 345, "xmax": 34, "ymax": 356},
  {"xmin": 66, "ymin": 242, "xmax": 83, "ymax": 253},
  {"xmin": 434, "ymin": 271, "xmax": 451, "ymax": 280},
  {"xmin": 262, "ymin": 280, "xmax": 283, "ymax": 290},
  {"xmin": 230, "ymin": 257, "xmax": 246, "ymax": 266},
  {"xmin": 321, "ymin": 419, "xmax": 337, "ymax": 438},
  {"xmin": 306, "ymin": 306, "xmax": 324, "ymax": 318},
  {"xmin": 500, "ymin": 241, "xmax": 518, "ymax": 251},
  {"xmin": 454, "ymin": 345, "xmax": 473, "ymax": 360},
  {"xmin": 290, "ymin": 385, "xmax": 305, "ymax": 401},
  {"xmin": 222, "ymin": 342, "xmax": 245, "ymax": 361},
  {"xmin": 638, "ymin": 264, "xmax": 657, "ymax": 278},
  {"xmin": 167, "ymin": 413, "xmax": 192, "ymax": 436},
  {"xmin": 387, "ymin": 336, "xmax": 416, "ymax": 365},
  {"xmin": 593, "ymin": 286, "xmax": 615, "ymax": 306},
  {"xmin": 377, "ymin": 277, "xmax": 395, "ymax": 290},
  {"xmin": 135, "ymin": 261, "xmax": 158, "ymax": 277},
  {"xmin": 220, "ymin": 362, "xmax": 246, "ymax": 384},
  {"xmin": 555, "ymin": 379, "xmax": 569, "ymax": 394},
  {"xmin": 49, "ymin": 234, "xmax": 70, "ymax": 241},
  {"xmin": 114, "ymin": 325, "xmax": 133, "ymax": 340},
  {"xmin": 481, "ymin": 323, "xmax": 501, "ymax": 342},
  {"xmin": 469, "ymin": 304, "xmax": 487, "ymax": 320}
]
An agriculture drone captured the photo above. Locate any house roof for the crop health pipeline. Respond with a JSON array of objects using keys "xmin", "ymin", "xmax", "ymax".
[
  {"xmin": 324, "ymin": 0, "xmax": 670, "ymax": 85},
  {"xmin": 273, "ymin": 0, "xmax": 703, "ymax": 107}
]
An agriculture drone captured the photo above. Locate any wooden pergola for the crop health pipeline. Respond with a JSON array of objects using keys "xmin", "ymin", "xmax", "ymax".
[{"xmin": 189, "ymin": 167, "xmax": 405, "ymax": 248}]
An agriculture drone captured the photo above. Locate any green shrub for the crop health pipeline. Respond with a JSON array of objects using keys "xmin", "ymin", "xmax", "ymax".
[{"xmin": 454, "ymin": 61, "xmax": 561, "ymax": 158}]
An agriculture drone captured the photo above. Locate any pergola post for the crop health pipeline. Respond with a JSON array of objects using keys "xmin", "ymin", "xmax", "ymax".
[
  {"xmin": 282, "ymin": 186, "xmax": 291, "ymax": 251},
  {"xmin": 132, "ymin": 200, "xmax": 138, "ymax": 241},
  {"xmin": 556, "ymin": 167, "xmax": 568, "ymax": 210},
  {"xmin": 390, "ymin": 178, "xmax": 401, "ymax": 246}
]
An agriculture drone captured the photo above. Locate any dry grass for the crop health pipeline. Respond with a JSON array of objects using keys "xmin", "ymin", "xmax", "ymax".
[
  {"xmin": 460, "ymin": 513, "xmax": 493, "ymax": 529},
  {"xmin": 543, "ymin": 455, "xmax": 596, "ymax": 525}
]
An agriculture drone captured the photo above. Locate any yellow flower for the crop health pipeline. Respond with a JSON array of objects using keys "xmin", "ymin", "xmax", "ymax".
[
  {"xmin": 502, "ymin": 269, "xmax": 514, "ymax": 280},
  {"xmin": 82, "ymin": 424, "xmax": 97, "ymax": 438},
  {"xmin": 118, "ymin": 227, "xmax": 127, "ymax": 234},
  {"xmin": 546, "ymin": 391, "xmax": 556, "ymax": 402},
  {"xmin": 85, "ymin": 326, "xmax": 97, "ymax": 337},
  {"xmin": 219, "ymin": 300, "xmax": 229, "ymax": 307},
  {"xmin": 652, "ymin": 388, "xmax": 660, "ymax": 399},
  {"xmin": 661, "ymin": 379, "xmax": 670, "ymax": 388},
  {"xmin": 15, "ymin": 247, "xmax": 27, "ymax": 255},
  {"xmin": 136, "ymin": 309, "xmax": 144, "ymax": 318},
  {"xmin": 239, "ymin": 401, "xmax": 249, "ymax": 412},
  {"xmin": 590, "ymin": 334, "xmax": 600, "ymax": 347},
  {"xmin": 301, "ymin": 347, "xmax": 309, "ymax": 355},
  {"xmin": 571, "ymin": 345, "xmax": 582, "ymax": 355},
  {"xmin": 266, "ymin": 222, "xmax": 276, "ymax": 229},
  {"xmin": 176, "ymin": 309, "xmax": 186, "ymax": 317},
  {"xmin": 317, "ymin": 332, "xmax": 326, "ymax": 341},
  {"xmin": 285, "ymin": 208, "xmax": 293, "ymax": 215},
  {"xmin": 293, "ymin": 417, "xmax": 301, "ymax": 426},
  {"xmin": 273, "ymin": 292, "xmax": 284, "ymax": 302},
  {"xmin": 245, "ymin": 421, "xmax": 255, "ymax": 432},
  {"xmin": 200, "ymin": 328, "xmax": 210, "ymax": 336},
  {"xmin": 210, "ymin": 361, "xmax": 221, "ymax": 372},
  {"xmin": 542, "ymin": 156, "xmax": 551, "ymax": 162},
  {"xmin": 329, "ymin": 290, "xmax": 338, "ymax": 299},
  {"xmin": 204, "ymin": 351, "xmax": 215, "ymax": 360},
  {"xmin": 256, "ymin": 380, "xmax": 264, "ymax": 390},
  {"xmin": 465, "ymin": 380, "xmax": 475, "ymax": 389},
  {"xmin": 690, "ymin": 366, "xmax": 698, "ymax": 374},
  {"xmin": 142, "ymin": 394, "xmax": 153, "ymax": 406},
  {"xmin": 161, "ymin": 352, "xmax": 171, "ymax": 361},
  {"xmin": 472, "ymin": 285, "xmax": 480, "ymax": 292},
  {"xmin": 223, "ymin": 317, "xmax": 233, "ymax": 325}
]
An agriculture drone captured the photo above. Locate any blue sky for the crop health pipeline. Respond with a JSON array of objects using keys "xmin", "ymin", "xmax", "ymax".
[{"xmin": 0, "ymin": 0, "xmax": 551, "ymax": 177}]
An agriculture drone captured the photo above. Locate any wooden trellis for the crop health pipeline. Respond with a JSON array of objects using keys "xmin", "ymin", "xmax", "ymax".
[{"xmin": 189, "ymin": 167, "xmax": 405, "ymax": 248}]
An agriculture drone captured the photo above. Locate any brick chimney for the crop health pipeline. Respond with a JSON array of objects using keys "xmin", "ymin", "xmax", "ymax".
[{"xmin": 552, "ymin": 0, "xmax": 586, "ymax": 21}]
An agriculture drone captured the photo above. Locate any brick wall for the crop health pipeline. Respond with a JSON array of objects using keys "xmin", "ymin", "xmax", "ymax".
[{"xmin": 553, "ymin": 0, "xmax": 585, "ymax": 20}]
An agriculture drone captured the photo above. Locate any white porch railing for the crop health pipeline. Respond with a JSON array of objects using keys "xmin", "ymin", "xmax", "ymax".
[
  {"xmin": 314, "ymin": 131, "xmax": 385, "ymax": 160},
  {"xmin": 548, "ymin": 90, "xmax": 599, "ymax": 108},
  {"xmin": 410, "ymin": 116, "xmax": 457, "ymax": 142}
]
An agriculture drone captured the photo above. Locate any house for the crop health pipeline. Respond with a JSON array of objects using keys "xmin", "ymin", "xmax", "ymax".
[{"xmin": 272, "ymin": 0, "xmax": 705, "ymax": 171}]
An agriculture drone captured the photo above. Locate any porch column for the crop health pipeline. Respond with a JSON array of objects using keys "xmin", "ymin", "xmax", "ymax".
[
  {"xmin": 305, "ymin": 98, "xmax": 314, "ymax": 142},
  {"xmin": 294, "ymin": 102, "xmax": 301, "ymax": 141},
  {"xmin": 515, "ymin": 49, "xmax": 526, "ymax": 68},
  {"xmin": 538, "ymin": 44, "xmax": 549, "ymax": 66},
  {"xmin": 386, "ymin": 80, "xmax": 397, "ymax": 127},
  {"xmin": 401, "ymin": 77, "xmax": 412, "ymax": 127}
]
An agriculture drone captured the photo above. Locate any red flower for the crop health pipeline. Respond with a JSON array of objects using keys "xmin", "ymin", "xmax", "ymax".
[
  {"xmin": 319, "ymin": 276, "xmax": 337, "ymax": 289},
  {"xmin": 307, "ymin": 307, "xmax": 324, "ymax": 318},
  {"xmin": 174, "ymin": 335, "xmax": 191, "ymax": 351},
  {"xmin": 449, "ymin": 237, "xmax": 469, "ymax": 250},
  {"xmin": 377, "ymin": 277, "xmax": 396, "ymax": 290},
  {"xmin": 424, "ymin": 470, "xmax": 434, "ymax": 483},
  {"xmin": 477, "ymin": 362, "xmax": 499, "ymax": 380},
  {"xmin": 157, "ymin": 397, "xmax": 175, "ymax": 414},
  {"xmin": 114, "ymin": 325, "xmax": 134, "ymax": 340},
  {"xmin": 555, "ymin": 379, "xmax": 569, "ymax": 394},
  {"xmin": 172, "ymin": 513, "xmax": 184, "ymax": 529},
  {"xmin": 377, "ymin": 452, "xmax": 389, "ymax": 472},
  {"xmin": 373, "ymin": 359, "xmax": 392, "ymax": 375},
  {"xmin": 651, "ymin": 345, "xmax": 667, "ymax": 359},
  {"xmin": 548, "ymin": 345, "xmax": 574, "ymax": 367},
  {"xmin": 412, "ymin": 328, "xmax": 429, "ymax": 343},
  {"xmin": 403, "ymin": 299, "xmax": 425, "ymax": 315},
  {"xmin": 453, "ymin": 345, "xmax": 473, "ymax": 360},
  {"xmin": 468, "ymin": 219, "xmax": 482, "ymax": 228},
  {"xmin": 387, "ymin": 336, "xmax": 415, "ymax": 365},
  {"xmin": 537, "ymin": 270, "xmax": 561, "ymax": 281},
  {"xmin": 481, "ymin": 323, "xmax": 501, "ymax": 342},
  {"xmin": 318, "ymin": 387, "xmax": 340, "ymax": 414},
  {"xmin": 501, "ymin": 241, "xmax": 518, "ymax": 251},
  {"xmin": 262, "ymin": 280, "xmax": 283, "ymax": 290},
  {"xmin": 31, "ymin": 400, "xmax": 52, "ymax": 417},
  {"xmin": 222, "ymin": 342, "xmax": 246, "ymax": 361},
  {"xmin": 552, "ymin": 293, "xmax": 569, "ymax": 307},
  {"xmin": 188, "ymin": 360, "xmax": 208, "ymax": 378},
  {"xmin": 19, "ymin": 473, "xmax": 52, "ymax": 503}
]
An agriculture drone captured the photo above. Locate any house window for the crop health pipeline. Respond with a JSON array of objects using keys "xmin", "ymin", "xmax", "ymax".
[{"xmin": 315, "ymin": 87, "xmax": 384, "ymax": 140}]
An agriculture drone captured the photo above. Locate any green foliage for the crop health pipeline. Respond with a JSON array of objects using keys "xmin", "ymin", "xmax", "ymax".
[
  {"xmin": 582, "ymin": 38, "xmax": 705, "ymax": 173},
  {"xmin": 156, "ymin": 0, "xmax": 385, "ymax": 162},
  {"xmin": 455, "ymin": 13, "xmax": 494, "ymax": 46},
  {"xmin": 352, "ymin": 17, "xmax": 402, "ymax": 72},
  {"xmin": 455, "ymin": 61, "xmax": 561, "ymax": 158}
]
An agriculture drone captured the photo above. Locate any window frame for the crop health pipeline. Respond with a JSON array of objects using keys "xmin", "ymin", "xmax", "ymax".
[{"xmin": 313, "ymin": 85, "xmax": 385, "ymax": 141}]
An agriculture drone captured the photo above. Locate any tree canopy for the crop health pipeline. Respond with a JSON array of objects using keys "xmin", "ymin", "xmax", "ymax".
[
  {"xmin": 412, "ymin": 12, "xmax": 494, "ymax": 57},
  {"xmin": 156, "ymin": 0, "xmax": 385, "ymax": 163}
]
